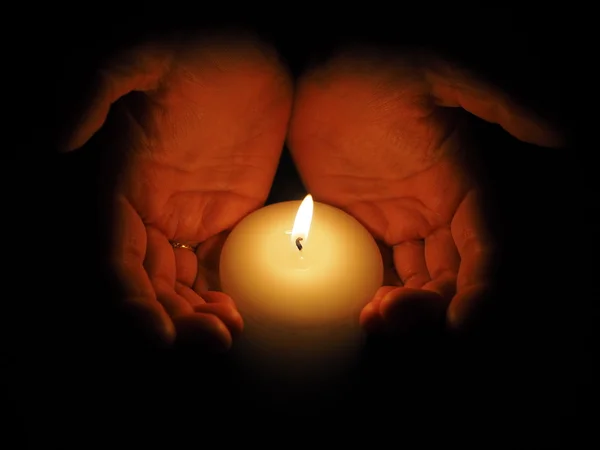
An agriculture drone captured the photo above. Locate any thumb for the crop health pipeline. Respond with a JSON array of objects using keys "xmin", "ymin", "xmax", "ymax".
[
  {"xmin": 60, "ymin": 42, "xmax": 172, "ymax": 152},
  {"xmin": 424, "ymin": 55, "xmax": 566, "ymax": 148}
]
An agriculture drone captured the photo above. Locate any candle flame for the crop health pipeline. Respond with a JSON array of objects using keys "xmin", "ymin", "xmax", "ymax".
[{"xmin": 291, "ymin": 194, "xmax": 313, "ymax": 245}]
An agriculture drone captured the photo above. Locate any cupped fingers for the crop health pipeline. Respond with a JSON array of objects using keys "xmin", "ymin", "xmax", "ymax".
[
  {"xmin": 156, "ymin": 284, "xmax": 234, "ymax": 352},
  {"xmin": 394, "ymin": 240, "xmax": 431, "ymax": 288},
  {"xmin": 145, "ymin": 228, "xmax": 233, "ymax": 351},
  {"xmin": 112, "ymin": 197, "xmax": 175, "ymax": 345},
  {"xmin": 172, "ymin": 314, "xmax": 233, "ymax": 352},
  {"xmin": 176, "ymin": 284, "xmax": 243, "ymax": 337},
  {"xmin": 447, "ymin": 284, "xmax": 493, "ymax": 334},
  {"xmin": 162, "ymin": 283, "xmax": 235, "ymax": 352},
  {"xmin": 361, "ymin": 288, "xmax": 447, "ymax": 335},
  {"xmin": 375, "ymin": 240, "xmax": 448, "ymax": 333},
  {"xmin": 378, "ymin": 288, "xmax": 447, "ymax": 334},
  {"xmin": 361, "ymin": 240, "xmax": 444, "ymax": 334},
  {"xmin": 113, "ymin": 261, "xmax": 176, "ymax": 346},
  {"xmin": 145, "ymin": 227, "xmax": 194, "ymax": 318},
  {"xmin": 360, "ymin": 286, "xmax": 398, "ymax": 333},
  {"xmin": 448, "ymin": 191, "xmax": 496, "ymax": 332},
  {"xmin": 173, "ymin": 246, "xmax": 198, "ymax": 287},
  {"xmin": 422, "ymin": 227, "xmax": 460, "ymax": 299}
]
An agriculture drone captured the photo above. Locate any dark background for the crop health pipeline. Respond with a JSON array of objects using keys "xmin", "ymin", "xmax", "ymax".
[{"xmin": 3, "ymin": 6, "xmax": 595, "ymax": 448}]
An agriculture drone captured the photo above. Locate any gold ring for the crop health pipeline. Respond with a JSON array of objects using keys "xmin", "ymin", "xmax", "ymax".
[{"xmin": 170, "ymin": 241, "xmax": 196, "ymax": 252}]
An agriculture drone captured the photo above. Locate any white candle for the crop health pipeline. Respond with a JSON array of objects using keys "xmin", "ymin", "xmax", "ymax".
[{"xmin": 220, "ymin": 195, "xmax": 383, "ymax": 378}]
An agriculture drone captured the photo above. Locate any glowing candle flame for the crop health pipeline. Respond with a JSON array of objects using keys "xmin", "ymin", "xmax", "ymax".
[{"xmin": 291, "ymin": 194, "xmax": 313, "ymax": 248}]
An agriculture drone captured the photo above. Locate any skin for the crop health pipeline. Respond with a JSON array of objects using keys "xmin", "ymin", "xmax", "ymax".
[
  {"xmin": 288, "ymin": 49, "xmax": 564, "ymax": 334},
  {"xmin": 63, "ymin": 38, "xmax": 564, "ymax": 348},
  {"xmin": 62, "ymin": 34, "xmax": 293, "ymax": 349}
]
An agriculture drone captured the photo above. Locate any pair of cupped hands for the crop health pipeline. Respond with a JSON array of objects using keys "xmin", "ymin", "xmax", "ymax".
[{"xmin": 63, "ymin": 33, "xmax": 563, "ymax": 351}]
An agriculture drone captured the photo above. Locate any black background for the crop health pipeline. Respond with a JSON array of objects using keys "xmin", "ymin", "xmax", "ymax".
[{"xmin": 3, "ymin": 6, "xmax": 596, "ymax": 448}]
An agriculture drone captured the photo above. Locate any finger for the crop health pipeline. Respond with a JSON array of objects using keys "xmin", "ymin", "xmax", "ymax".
[
  {"xmin": 378, "ymin": 240, "xmax": 402, "ymax": 286},
  {"xmin": 447, "ymin": 285, "xmax": 492, "ymax": 334},
  {"xmin": 201, "ymin": 290, "xmax": 237, "ymax": 307},
  {"xmin": 62, "ymin": 43, "xmax": 169, "ymax": 152},
  {"xmin": 449, "ymin": 191, "xmax": 496, "ymax": 330},
  {"xmin": 173, "ymin": 247, "xmax": 197, "ymax": 287},
  {"xmin": 193, "ymin": 264, "xmax": 221, "ymax": 294},
  {"xmin": 379, "ymin": 230, "xmax": 459, "ymax": 332},
  {"xmin": 379, "ymin": 287, "xmax": 447, "ymax": 334},
  {"xmin": 422, "ymin": 228, "xmax": 460, "ymax": 299},
  {"xmin": 144, "ymin": 227, "xmax": 194, "ymax": 318},
  {"xmin": 200, "ymin": 291, "xmax": 243, "ymax": 336},
  {"xmin": 112, "ymin": 197, "xmax": 175, "ymax": 344},
  {"xmin": 194, "ymin": 304, "xmax": 244, "ymax": 338},
  {"xmin": 175, "ymin": 282, "xmax": 205, "ymax": 308},
  {"xmin": 146, "ymin": 236, "xmax": 232, "ymax": 351},
  {"xmin": 360, "ymin": 286, "xmax": 398, "ymax": 333},
  {"xmin": 194, "ymin": 232, "xmax": 230, "ymax": 292},
  {"xmin": 426, "ymin": 58, "xmax": 565, "ymax": 148},
  {"xmin": 172, "ymin": 314, "xmax": 233, "ymax": 352},
  {"xmin": 176, "ymin": 284, "xmax": 243, "ymax": 338},
  {"xmin": 393, "ymin": 240, "xmax": 431, "ymax": 288},
  {"xmin": 173, "ymin": 282, "xmax": 236, "ymax": 350}
]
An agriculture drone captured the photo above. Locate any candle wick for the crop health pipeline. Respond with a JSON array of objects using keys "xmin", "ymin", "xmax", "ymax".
[{"xmin": 295, "ymin": 237, "xmax": 303, "ymax": 251}]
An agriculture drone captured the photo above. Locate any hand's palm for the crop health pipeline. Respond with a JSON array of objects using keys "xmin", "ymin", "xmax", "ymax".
[
  {"xmin": 66, "ymin": 36, "xmax": 292, "ymax": 347},
  {"xmin": 289, "ymin": 52, "xmax": 562, "ymax": 332}
]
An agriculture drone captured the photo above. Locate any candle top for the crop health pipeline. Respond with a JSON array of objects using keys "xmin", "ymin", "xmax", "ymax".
[{"xmin": 220, "ymin": 196, "xmax": 384, "ymax": 324}]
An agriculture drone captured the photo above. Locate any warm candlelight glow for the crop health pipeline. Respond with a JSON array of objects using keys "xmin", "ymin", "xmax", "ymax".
[
  {"xmin": 219, "ymin": 193, "xmax": 383, "ymax": 379},
  {"xmin": 291, "ymin": 194, "xmax": 313, "ymax": 247}
]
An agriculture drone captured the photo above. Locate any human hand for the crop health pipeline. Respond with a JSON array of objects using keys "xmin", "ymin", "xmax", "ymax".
[
  {"xmin": 62, "ymin": 34, "xmax": 293, "ymax": 349},
  {"xmin": 288, "ymin": 49, "xmax": 563, "ymax": 334}
]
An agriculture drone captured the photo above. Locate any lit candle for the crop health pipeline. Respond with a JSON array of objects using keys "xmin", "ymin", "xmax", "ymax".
[{"xmin": 220, "ymin": 195, "xmax": 383, "ymax": 377}]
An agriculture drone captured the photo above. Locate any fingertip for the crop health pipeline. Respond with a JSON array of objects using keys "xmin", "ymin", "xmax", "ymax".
[
  {"xmin": 212, "ymin": 292, "xmax": 245, "ymax": 335},
  {"xmin": 543, "ymin": 129, "xmax": 567, "ymax": 149},
  {"xmin": 59, "ymin": 116, "xmax": 106, "ymax": 153},
  {"xmin": 215, "ymin": 306, "xmax": 244, "ymax": 337},
  {"xmin": 202, "ymin": 291, "xmax": 235, "ymax": 306},
  {"xmin": 122, "ymin": 298, "xmax": 176, "ymax": 347},
  {"xmin": 57, "ymin": 143, "xmax": 75, "ymax": 153},
  {"xmin": 173, "ymin": 314, "xmax": 233, "ymax": 353},
  {"xmin": 193, "ymin": 293, "xmax": 244, "ymax": 337},
  {"xmin": 360, "ymin": 301, "xmax": 377, "ymax": 321},
  {"xmin": 446, "ymin": 285, "xmax": 491, "ymax": 333},
  {"xmin": 379, "ymin": 287, "xmax": 426, "ymax": 318},
  {"xmin": 61, "ymin": 134, "xmax": 88, "ymax": 153},
  {"xmin": 372, "ymin": 286, "xmax": 399, "ymax": 307},
  {"xmin": 380, "ymin": 288, "xmax": 447, "ymax": 333},
  {"xmin": 225, "ymin": 308, "xmax": 244, "ymax": 337},
  {"xmin": 359, "ymin": 302, "xmax": 384, "ymax": 333},
  {"xmin": 360, "ymin": 286, "xmax": 400, "ymax": 333},
  {"xmin": 234, "ymin": 313, "xmax": 244, "ymax": 336},
  {"xmin": 155, "ymin": 319, "xmax": 177, "ymax": 347}
]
